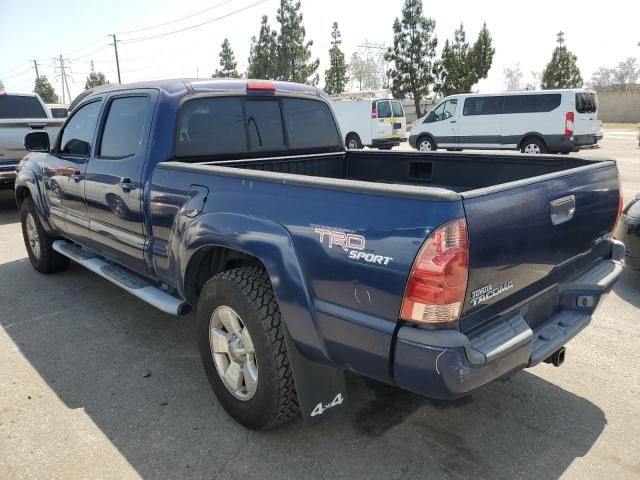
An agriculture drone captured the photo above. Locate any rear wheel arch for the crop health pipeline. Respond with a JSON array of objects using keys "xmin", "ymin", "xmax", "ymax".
[
  {"xmin": 184, "ymin": 245, "xmax": 265, "ymax": 305},
  {"xmin": 518, "ymin": 133, "xmax": 549, "ymax": 151}
]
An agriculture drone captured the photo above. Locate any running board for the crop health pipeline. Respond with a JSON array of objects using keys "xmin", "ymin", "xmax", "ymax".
[{"xmin": 52, "ymin": 240, "xmax": 189, "ymax": 316}]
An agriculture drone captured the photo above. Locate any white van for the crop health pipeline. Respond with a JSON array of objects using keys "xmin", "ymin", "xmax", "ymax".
[
  {"xmin": 332, "ymin": 99, "xmax": 407, "ymax": 150},
  {"xmin": 409, "ymin": 89, "xmax": 601, "ymax": 154}
]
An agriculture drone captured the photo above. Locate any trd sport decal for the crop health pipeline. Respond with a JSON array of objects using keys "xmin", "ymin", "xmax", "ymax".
[{"xmin": 313, "ymin": 226, "xmax": 393, "ymax": 266}]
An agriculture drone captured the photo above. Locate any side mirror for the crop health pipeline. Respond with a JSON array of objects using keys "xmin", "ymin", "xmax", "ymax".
[
  {"xmin": 423, "ymin": 111, "xmax": 436, "ymax": 123},
  {"xmin": 24, "ymin": 132, "xmax": 50, "ymax": 153}
]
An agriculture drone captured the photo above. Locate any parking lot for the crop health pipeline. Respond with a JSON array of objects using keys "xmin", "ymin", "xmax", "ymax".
[{"xmin": 0, "ymin": 132, "xmax": 639, "ymax": 480}]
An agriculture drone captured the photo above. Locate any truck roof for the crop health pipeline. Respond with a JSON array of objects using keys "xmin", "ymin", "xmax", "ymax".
[{"xmin": 72, "ymin": 79, "xmax": 327, "ymax": 112}]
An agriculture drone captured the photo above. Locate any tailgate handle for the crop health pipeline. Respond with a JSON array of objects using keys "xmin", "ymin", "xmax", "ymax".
[{"xmin": 550, "ymin": 195, "xmax": 576, "ymax": 225}]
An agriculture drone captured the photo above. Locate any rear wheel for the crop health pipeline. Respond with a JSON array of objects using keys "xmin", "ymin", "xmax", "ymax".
[
  {"xmin": 20, "ymin": 197, "xmax": 69, "ymax": 274},
  {"xmin": 345, "ymin": 133, "xmax": 362, "ymax": 150},
  {"xmin": 520, "ymin": 138, "xmax": 547, "ymax": 154},
  {"xmin": 417, "ymin": 136, "xmax": 436, "ymax": 152},
  {"xmin": 197, "ymin": 267, "xmax": 299, "ymax": 430}
]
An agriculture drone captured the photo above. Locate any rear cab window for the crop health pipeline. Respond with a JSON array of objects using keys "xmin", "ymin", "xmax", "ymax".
[
  {"xmin": 0, "ymin": 95, "xmax": 47, "ymax": 119},
  {"xmin": 575, "ymin": 92, "xmax": 597, "ymax": 114},
  {"xmin": 175, "ymin": 96, "xmax": 341, "ymax": 158}
]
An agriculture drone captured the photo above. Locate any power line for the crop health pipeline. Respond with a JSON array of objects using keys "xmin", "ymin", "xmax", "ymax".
[
  {"xmin": 120, "ymin": 0, "xmax": 269, "ymax": 43},
  {"xmin": 0, "ymin": 62, "xmax": 31, "ymax": 77},
  {"xmin": 118, "ymin": 0, "xmax": 236, "ymax": 35},
  {"xmin": 69, "ymin": 44, "xmax": 110, "ymax": 63}
]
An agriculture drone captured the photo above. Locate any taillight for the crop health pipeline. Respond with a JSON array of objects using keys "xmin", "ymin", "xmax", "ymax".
[
  {"xmin": 400, "ymin": 218, "xmax": 469, "ymax": 325},
  {"xmin": 371, "ymin": 104, "xmax": 377, "ymax": 119},
  {"xmin": 565, "ymin": 112, "xmax": 574, "ymax": 136}
]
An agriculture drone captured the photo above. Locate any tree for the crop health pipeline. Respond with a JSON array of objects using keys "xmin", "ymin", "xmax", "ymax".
[
  {"xmin": 85, "ymin": 61, "xmax": 108, "ymax": 89},
  {"xmin": 613, "ymin": 57, "xmax": 639, "ymax": 90},
  {"xmin": 434, "ymin": 23, "xmax": 494, "ymax": 97},
  {"xmin": 590, "ymin": 67, "xmax": 615, "ymax": 90},
  {"xmin": 503, "ymin": 63, "xmax": 524, "ymax": 91},
  {"xmin": 348, "ymin": 52, "xmax": 381, "ymax": 91},
  {"xmin": 385, "ymin": 0, "xmax": 437, "ymax": 118},
  {"xmin": 274, "ymin": 0, "xmax": 319, "ymax": 85},
  {"xmin": 34, "ymin": 76, "xmax": 58, "ymax": 103},
  {"xmin": 541, "ymin": 31, "xmax": 583, "ymax": 89},
  {"xmin": 213, "ymin": 38, "xmax": 240, "ymax": 78},
  {"xmin": 324, "ymin": 22, "xmax": 348, "ymax": 94},
  {"xmin": 248, "ymin": 16, "xmax": 278, "ymax": 79},
  {"xmin": 0, "ymin": 80, "xmax": 4, "ymax": 90}
]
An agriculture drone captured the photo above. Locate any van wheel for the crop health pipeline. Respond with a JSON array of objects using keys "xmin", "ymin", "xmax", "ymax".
[
  {"xmin": 20, "ymin": 197, "xmax": 69, "ymax": 274},
  {"xmin": 521, "ymin": 138, "xmax": 547, "ymax": 154},
  {"xmin": 417, "ymin": 137, "xmax": 436, "ymax": 152},
  {"xmin": 345, "ymin": 133, "xmax": 362, "ymax": 150},
  {"xmin": 197, "ymin": 267, "xmax": 299, "ymax": 430}
]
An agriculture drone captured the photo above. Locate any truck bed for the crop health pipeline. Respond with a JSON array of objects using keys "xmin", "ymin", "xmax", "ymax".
[{"xmin": 202, "ymin": 150, "xmax": 599, "ymax": 194}]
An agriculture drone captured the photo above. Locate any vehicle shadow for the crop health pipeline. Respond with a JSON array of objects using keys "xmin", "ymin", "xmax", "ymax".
[
  {"xmin": 0, "ymin": 257, "xmax": 606, "ymax": 480},
  {"xmin": 613, "ymin": 267, "xmax": 640, "ymax": 309},
  {"xmin": 0, "ymin": 190, "xmax": 18, "ymax": 226}
]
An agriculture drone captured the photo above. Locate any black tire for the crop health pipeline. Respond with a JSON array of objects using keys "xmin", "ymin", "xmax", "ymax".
[
  {"xmin": 197, "ymin": 267, "xmax": 299, "ymax": 430},
  {"xmin": 20, "ymin": 197, "xmax": 69, "ymax": 274},
  {"xmin": 417, "ymin": 136, "xmax": 436, "ymax": 152},
  {"xmin": 520, "ymin": 137, "xmax": 547, "ymax": 154},
  {"xmin": 345, "ymin": 133, "xmax": 362, "ymax": 150}
]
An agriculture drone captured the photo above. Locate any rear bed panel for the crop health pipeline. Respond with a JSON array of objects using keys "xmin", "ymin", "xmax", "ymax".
[{"xmin": 460, "ymin": 162, "xmax": 619, "ymax": 333}]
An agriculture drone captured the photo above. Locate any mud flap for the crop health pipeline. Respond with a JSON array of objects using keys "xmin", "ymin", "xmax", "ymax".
[{"xmin": 283, "ymin": 326, "xmax": 348, "ymax": 426}]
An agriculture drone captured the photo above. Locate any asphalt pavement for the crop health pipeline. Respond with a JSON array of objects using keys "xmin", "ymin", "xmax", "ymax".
[{"xmin": 1, "ymin": 132, "xmax": 639, "ymax": 480}]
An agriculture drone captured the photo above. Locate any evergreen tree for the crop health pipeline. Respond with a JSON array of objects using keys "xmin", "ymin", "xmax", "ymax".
[
  {"xmin": 434, "ymin": 23, "xmax": 494, "ymax": 97},
  {"xmin": 541, "ymin": 32, "xmax": 583, "ymax": 89},
  {"xmin": 213, "ymin": 38, "xmax": 240, "ymax": 78},
  {"xmin": 34, "ymin": 76, "xmax": 58, "ymax": 103},
  {"xmin": 470, "ymin": 23, "xmax": 494, "ymax": 82},
  {"xmin": 0, "ymin": 80, "xmax": 4, "ymax": 90},
  {"xmin": 275, "ymin": 0, "xmax": 319, "ymax": 85},
  {"xmin": 384, "ymin": 0, "xmax": 437, "ymax": 118},
  {"xmin": 247, "ymin": 15, "xmax": 278, "ymax": 79},
  {"xmin": 85, "ymin": 61, "xmax": 108, "ymax": 89},
  {"xmin": 324, "ymin": 22, "xmax": 348, "ymax": 94}
]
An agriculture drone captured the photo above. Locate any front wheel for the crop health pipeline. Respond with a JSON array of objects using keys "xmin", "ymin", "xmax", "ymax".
[
  {"xmin": 20, "ymin": 197, "xmax": 69, "ymax": 274},
  {"xmin": 197, "ymin": 267, "xmax": 299, "ymax": 430},
  {"xmin": 417, "ymin": 137, "xmax": 436, "ymax": 152}
]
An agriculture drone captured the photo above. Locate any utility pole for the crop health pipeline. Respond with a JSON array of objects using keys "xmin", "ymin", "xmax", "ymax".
[
  {"xmin": 110, "ymin": 34, "xmax": 122, "ymax": 83},
  {"xmin": 55, "ymin": 55, "xmax": 72, "ymax": 104},
  {"xmin": 32, "ymin": 60, "xmax": 40, "ymax": 80}
]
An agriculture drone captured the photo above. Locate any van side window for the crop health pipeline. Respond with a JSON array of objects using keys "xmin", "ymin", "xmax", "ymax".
[
  {"xmin": 99, "ymin": 97, "xmax": 149, "ymax": 158},
  {"xmin": 504, "ymin": 94, "xmax": 561, "ymax": 114},
  {"xmin": 377, "ymin": 101, "xmax": 391, "ymax": 118},
  {"xmin": 463, "ymin": 96, "xmax": 504, "ymax": 116},
  {"xmin": 59, "ymin": 100, "xmax": 102, "ymax": 156},
  {"xmin": 433, "ymin": 99, "xmax": 457, "ymax": 121}
]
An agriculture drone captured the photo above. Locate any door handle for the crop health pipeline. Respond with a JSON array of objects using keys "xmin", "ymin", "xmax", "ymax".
[
  {"xmin": 27, "ymin": 122, "xmax": 47, "ymax": 130},
  {"xmin": 119, "ymin": 178, "xmax": 137, "ymax": 192},
  {"xmin": 450, "ymin": 120, "xmax": 457, "ymax": 123},
  {"xmin": 71, "ymin": 170, "xmax": 83, "ymax": 182}
]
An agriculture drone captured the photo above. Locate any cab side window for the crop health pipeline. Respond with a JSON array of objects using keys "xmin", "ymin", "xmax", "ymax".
[
  {"xmin": 99, "ymin": 97, "xmax": 149, "ymax": 159},
  {"xmin": 59, "ymin": 101, "xmax": 102, "ymax": 156},
  {"xmin": 432, "ymin": 99, "xmax": 458, "ymax": 122}
]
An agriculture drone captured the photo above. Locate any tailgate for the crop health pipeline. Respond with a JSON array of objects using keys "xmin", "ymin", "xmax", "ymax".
[{"xmin": 459, "ymin": 161, "xmax": 619, "ymax": 333}]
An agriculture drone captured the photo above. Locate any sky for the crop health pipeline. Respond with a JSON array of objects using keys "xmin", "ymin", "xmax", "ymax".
[{"xmin": 1, "ymin": 0, "xmax": 638, "ymax": 102}]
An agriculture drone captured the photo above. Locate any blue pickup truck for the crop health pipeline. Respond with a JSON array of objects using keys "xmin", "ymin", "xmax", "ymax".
[{"xmin": 15, "ymin": 79, "xmax": 625, "ymax": 430}]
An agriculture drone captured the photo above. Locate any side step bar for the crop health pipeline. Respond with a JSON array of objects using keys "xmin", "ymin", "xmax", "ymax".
[{"xmin": 52, "ymin": 240, "xmax": 189, "ymax": 316}]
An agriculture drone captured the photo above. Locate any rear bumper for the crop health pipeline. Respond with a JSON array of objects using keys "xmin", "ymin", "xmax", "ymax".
[
  {"xmin": 393, "ymin": 240, "xmax": 625, "ymax": 399},
  {"xmin": 0, "ymin": 163, "xmax": 19, "ymax": 189},
  {"xmin": 546, "ymin": 134, "xmax": 599, "ymax": 153}
]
